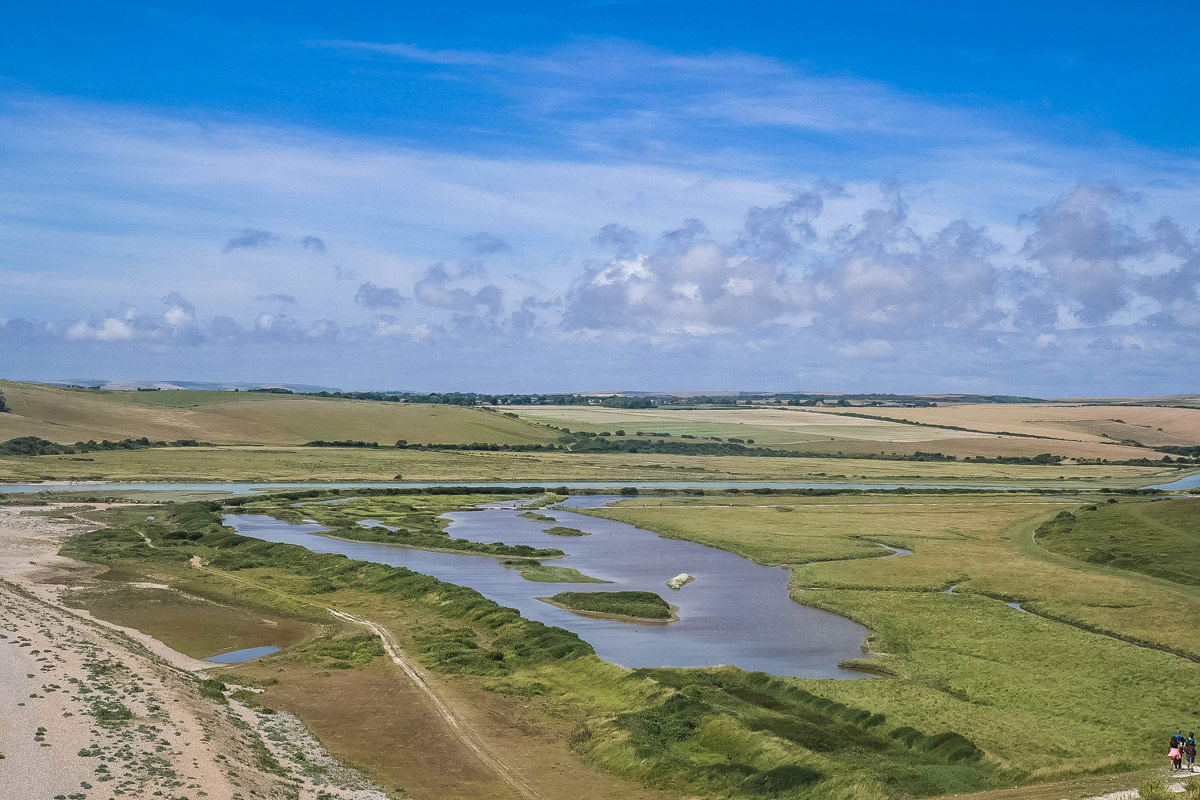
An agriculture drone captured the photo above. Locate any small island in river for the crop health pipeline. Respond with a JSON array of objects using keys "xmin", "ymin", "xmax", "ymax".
[
  {"xmin": 540, "ymin": 590, "xmax": 677, "ymax": 622},
  {"xmin": 544, "ymin": 526, "xmax": 589, "ymax": 536},
  {"xmin": 501, "ymin": 559, "xmax": 610, "ymax": 583}
]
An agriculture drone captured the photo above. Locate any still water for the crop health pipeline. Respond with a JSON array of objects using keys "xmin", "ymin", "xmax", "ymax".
[
  {"xmin": 223, "ymin": 497, "xmax": 872, "ymax": 679},
  {"xmin": 204, "ymin": 645, "xmax": 280, "ymax": 663}
]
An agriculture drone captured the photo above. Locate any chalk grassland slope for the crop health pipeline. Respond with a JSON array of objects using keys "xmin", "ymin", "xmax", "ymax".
[
  {"xmin": 1036, "ymin": 497, "xmax": 1200, "ymax": 586},
  {"xmin": 581, "ymin": 494, "xmax": 1200, "ymax": 780},
  {"xmin": 0, "ymin": 443, "xmax": 1182, "ymax": 486},
  {"xmin": 0, "ymin": 380, "xmax": 557, "ymax": 446},
  {"xmin": 507, "ymin": 405, "xmax": 1162, "ymax": 460},
  {"xmin": 818, "ymin": 403, "xmax": 1200, "ymax": 449}
]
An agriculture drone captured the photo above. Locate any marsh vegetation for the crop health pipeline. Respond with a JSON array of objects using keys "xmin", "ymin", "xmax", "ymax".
[{"xmin": 545, "ymin": 590, "xmax": 673, "ymax": 620}]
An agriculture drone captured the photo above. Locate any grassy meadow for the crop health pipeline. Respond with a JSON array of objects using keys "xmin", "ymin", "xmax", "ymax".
[
  {"xmin": 0, "ymin": 380, "xmax": 559, "ymax": 445},
  {"xmin": 1036, "ymin": 497, "xmax": 1200, "ymax": 585},
  {"xmin": 583, "ymin": 493, "xmax": 1200, "ymax": 781},
  {"xmin": 0, "ymin": 442, "xmax": 1186, "ymax": 487}
]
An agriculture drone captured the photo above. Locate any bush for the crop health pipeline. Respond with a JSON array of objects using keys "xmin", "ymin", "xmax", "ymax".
[
  {"xmin": 1140, "ymin": 779, "xmax": 1173, "ymax": 800},
  {"xmin": 741, "ymin": 765, "xmax": 824, "ymax": 795}
]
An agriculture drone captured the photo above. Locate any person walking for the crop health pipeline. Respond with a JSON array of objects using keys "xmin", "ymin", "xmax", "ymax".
[
  {"xmin": 1169, "ymin": 737, "xmax": 1183, "ymax": 772},
  {"xmin": 1186, "ymin": 732, "xmax": 1197, "ymax": 773}
]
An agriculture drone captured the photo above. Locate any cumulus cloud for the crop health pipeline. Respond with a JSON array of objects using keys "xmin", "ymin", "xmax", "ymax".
[
  {"xmin": 300, "ymin": 235, "xmax": 327, "ymax": 253},
  {"xmin": 1021, "ymin": 184, "xmax": 1148, "ymax": 324},
  {"xmin": 461, "ymin": 232, "xmax": 510, "ymax": 256},
  {"xmin": 66, "ymin": 317, "xmax": 134, "ymax": 341},
  {"xmin": 811, "ymin": 196, "xmax": 1002, "ymax": 334},
  {"xmin": 354, "ymin": 281, "xmax": 406, "ymax": 309},
  {"xmin": 592, "ymin": 223, "xmax": 639, "ymax": 256},
  {"xmin": 13, "ymin": 179, "xmax": 1200, "ymax": 394},
  {"xmin": 223, "ymin": 228, "xmax": 277, "ymax": 252},
  {"xmin": 413, "ymin": 263, "xmax": 504, "ymax": 316},
  {"xmin": 564, "ymin": 189, "xmax": 831, "ymax": 331}
]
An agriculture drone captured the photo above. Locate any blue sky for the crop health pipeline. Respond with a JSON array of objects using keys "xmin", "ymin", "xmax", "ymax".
[{"xmin": 1, "ymin": 1, "xmax": 1198, "ymax": 393}]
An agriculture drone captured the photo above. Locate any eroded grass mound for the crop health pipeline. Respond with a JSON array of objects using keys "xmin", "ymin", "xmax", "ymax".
[{"xmin": 576, "ymin": 668, "xmax": 996, "ymax": 798}]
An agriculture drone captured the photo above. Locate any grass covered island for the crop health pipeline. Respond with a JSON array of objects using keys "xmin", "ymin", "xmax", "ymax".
[
  {"xmin": 544, "ymin": 525, "xmax": 589, "ymax": 536},
  {"xmin": 501, "ymin": 559, "xmax": 610, "ymax": 583},
  {"xmin": 544, "ymin": 590, "xmax": 675, "ymax": 621}
]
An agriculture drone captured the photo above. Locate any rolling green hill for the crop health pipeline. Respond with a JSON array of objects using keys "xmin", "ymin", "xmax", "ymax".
[{"xmin": 0, "ymin": 381, "xmax": 558, "ymax": 446}]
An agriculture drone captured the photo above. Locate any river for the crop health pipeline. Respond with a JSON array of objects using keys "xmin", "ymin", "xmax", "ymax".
[{"xmin": 223, "ymin": 496, "xmax": 875, "ymax": 679}]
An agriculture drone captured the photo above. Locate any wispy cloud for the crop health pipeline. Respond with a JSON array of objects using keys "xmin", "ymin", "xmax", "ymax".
[{"xmin": 315, "ymin": 40, "xmax": 500, "ymax": 66}]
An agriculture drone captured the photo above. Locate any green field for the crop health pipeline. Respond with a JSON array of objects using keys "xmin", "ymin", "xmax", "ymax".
[
  {"xmin": 581, "ymin": 493, "xmax": 1200, "ymax": 781},
  {"xmin": 1036, "ymin": 497, "xmax": 1200, "ymax": 585},
  {"xmin": 0, "ymin": 442, "xmax": 1185, "ymax": 487},
  {"xmin": 0, "ymin": 380, "xmax": 558, "ymax": 445}
]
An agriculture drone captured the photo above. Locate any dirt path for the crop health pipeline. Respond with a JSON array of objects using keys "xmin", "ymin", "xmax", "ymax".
[{"xmin": 329, "ymin": 609, "xmax": 547, "ymax": 800}]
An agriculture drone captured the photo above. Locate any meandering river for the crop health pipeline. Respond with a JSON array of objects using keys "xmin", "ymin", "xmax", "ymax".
[{"xmin": 223, "ymin": 497, "xmax": 873, "ymax": 679}]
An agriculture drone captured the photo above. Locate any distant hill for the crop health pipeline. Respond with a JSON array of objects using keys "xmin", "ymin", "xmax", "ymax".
[
  {"xmin": 42, "ymin": 379, "xmax": 344, "ymax": 393},
  {"xmin": 0, "ymin": 381, "xmax": 557, "ymax": 446}
]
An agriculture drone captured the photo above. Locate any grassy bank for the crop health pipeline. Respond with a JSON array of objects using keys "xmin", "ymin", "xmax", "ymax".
[
  {"xmin": 0, "ymin": 380, "xmax": 560, "ymax": 446},
  {"xmin": 1035, "ymin": 497, "xmax": 1200, "ymax": 585}
]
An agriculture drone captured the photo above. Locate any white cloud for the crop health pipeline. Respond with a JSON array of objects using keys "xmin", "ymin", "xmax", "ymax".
[{"xmin": 66, "ymin": 317, "xmax": 134, "ymax": 341}]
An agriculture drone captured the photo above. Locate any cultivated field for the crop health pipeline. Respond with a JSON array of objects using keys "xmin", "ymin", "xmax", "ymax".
[
  {"xmin": 0, "ymin": 443, "xmax": 1185, "ymax": 487},
  {"xmin": 818, "ymin": 402, "xmax": 1200, "ymax": 449},
  {"xmin": 0, "ymin": 381, "xmax": 558, "ymax": 446},
  {"xmin": 506, "ymin": 404, "xmax": 1169, "ymax": 460}
]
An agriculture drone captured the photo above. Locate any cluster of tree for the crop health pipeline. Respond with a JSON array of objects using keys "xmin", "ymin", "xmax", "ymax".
[
  {"xmin": 597, "ymin": 396, "xmax": 655, "ymax": 408},
  {"xmin": 303, "ymin": 440, "xmax": 381, "ymax": 448},
  {"xmin": 398, "ymin": 441, "xmax": 566, "ymax": 452},
  {"xmin": 293, "ymin": 390, "xmax": 593, "ymax": 406},
  {"xmin": 0, "ymin": 436, "xmax": 209, "ymax": 456},
  {"xmin": 1159, "ymin": 445, "xmax": 1200, "ymax": 459},
  {"xmin": 0, "ymin": 388, "xmax": 7, "ymax": 413},
  {"xmin": 962, "ymin": 453, "xmax": 1063, "ymax": 465}
]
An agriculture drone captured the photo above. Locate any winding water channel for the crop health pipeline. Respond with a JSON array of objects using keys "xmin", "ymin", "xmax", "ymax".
[{"xmin": 223, "ymin": 497, "xmax": 874, "ymax": 679}]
